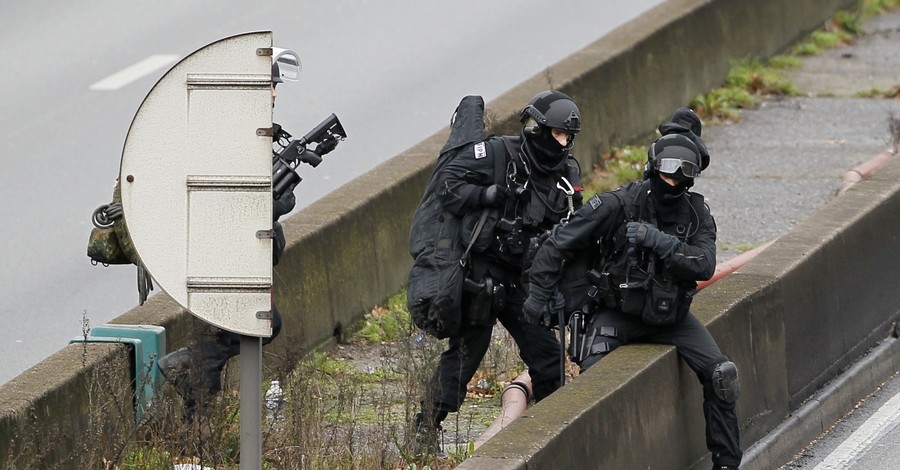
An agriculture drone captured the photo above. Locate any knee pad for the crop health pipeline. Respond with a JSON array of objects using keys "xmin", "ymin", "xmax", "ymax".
[{"xmin": 710, "ymin": 360, "xmax": 740, "ymax": 404}]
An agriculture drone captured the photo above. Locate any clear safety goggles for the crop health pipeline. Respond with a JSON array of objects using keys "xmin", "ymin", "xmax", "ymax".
[{"xmin": 657, "ymin": 158, "xmax": 701, "ymax": 178}]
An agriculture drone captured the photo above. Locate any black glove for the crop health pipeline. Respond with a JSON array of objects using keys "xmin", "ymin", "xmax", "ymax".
[
  {"xmin": 479, "ymin": 184, "xmax": 508, "ymax": 208},
  {"xmin": 626, "ymin": 222, "xmax": 678, "ymax": 258},
  {"xmin": 523, "ymin": 290, "xmax": 565, "ymax": 327},
  {"xmin": 626, "ymin": 222, "xmax": 658, "ymax": 248}
]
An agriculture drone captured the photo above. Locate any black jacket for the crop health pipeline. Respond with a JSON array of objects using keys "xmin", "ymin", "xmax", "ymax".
[
  {"xmin": 433, "ymin": 136, "xmax": 582, "ymax": 270},
  {"xmin": 528, "ymin": 179, "xmax": 716, "ymax": 302}
]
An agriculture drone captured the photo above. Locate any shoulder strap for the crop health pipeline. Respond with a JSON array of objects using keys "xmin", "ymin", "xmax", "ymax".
[
  {"xmin": 461, "ymin": 208, "xmax": 490, "ymax": 267},
  {"xmin": 611, "ymin": 180, "xmax": 649, "ymax": 223},
  {"xmin": 490, "ymin": 136, "xmax": 509, "ymax": 186},
  {"xmin": 628, "ymin": 180, "xmax": 652, "ymax": 223}
]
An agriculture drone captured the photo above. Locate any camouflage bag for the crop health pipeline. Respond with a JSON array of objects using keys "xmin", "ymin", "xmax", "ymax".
[
  {"xmin": 88, "ymin": 181, "xmax": 139, "ymax": 266},
  {"xmin": 88, "ymin": 180, "xmax": 154, "ymax": 304}
]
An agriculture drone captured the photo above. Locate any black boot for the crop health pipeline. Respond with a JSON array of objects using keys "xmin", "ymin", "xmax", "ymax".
[
  {"xmin": 413, "ymin": 412, "xmax": 445, "ymax": 457},
  {"xmin": 157, "ymin": 347, "xmax": 198, "ymax": 420}
]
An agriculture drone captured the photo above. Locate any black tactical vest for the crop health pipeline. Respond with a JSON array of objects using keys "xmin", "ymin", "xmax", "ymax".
[{"xmin": 589, "ymin": 180, "xmax": 705, "ymax": 324}]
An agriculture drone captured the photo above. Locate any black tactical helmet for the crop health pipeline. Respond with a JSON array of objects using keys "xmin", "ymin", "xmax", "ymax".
[
  {"xmin": 669, "ymin": 107, "xmax": 702, "ymax": 136},
  {"xmin": 658, "ymin": 107, "xmax": 710, "ymax": 171},
  {"xmin": 520, "ymin": 91, "xmax": 582, "ymax": 135},
  {"xmin": 645, "ymin": 133, "xmax": 702, "ymax": 180}
]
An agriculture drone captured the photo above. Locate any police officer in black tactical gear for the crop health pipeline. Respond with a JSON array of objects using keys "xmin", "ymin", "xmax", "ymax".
[
  {"xmin": 415, "ymin": 91, "xmax": 584, "ymax": 451},
  {"xmin": 524, "ymin": 117, "xmax": 742, "ymax": 470},
  {"xmin": 156, "ymin": 51, "xmax": 298, "ymax": 420}
]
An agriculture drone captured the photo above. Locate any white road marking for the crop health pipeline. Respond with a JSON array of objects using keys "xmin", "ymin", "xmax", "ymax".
[
  {"xmin": 814, "ymin": 390, "xmax": 900, "ymax": 469},
  {"xmin": 89, "ymin": 54, "xmax": 179, "ymax": 91}
]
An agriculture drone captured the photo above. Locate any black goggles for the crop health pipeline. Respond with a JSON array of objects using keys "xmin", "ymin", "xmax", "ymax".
[{"xmin": 658, "ymin": 158, "xmax": 701, "ymax": 178}]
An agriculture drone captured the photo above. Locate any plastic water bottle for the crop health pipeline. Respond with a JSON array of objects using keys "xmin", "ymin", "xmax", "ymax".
[
  {"xmin": 265, "ymin": 380, "xmax": 285, "ymax": 414},
  {"xmin": 413, "ymin": 331, "xmax": 427, "ymax": 348}
]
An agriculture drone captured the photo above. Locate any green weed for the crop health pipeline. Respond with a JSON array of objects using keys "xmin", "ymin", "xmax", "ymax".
[
  {"xmin": 583, "ymin": 145, "xmax": 648, "ymax": 196},
  {"xmin": 861, "ymin": 0, "xmax": 900, "ymax": 18},
  {"xmin": 359, "ymin": 291, "xmax": 412, "ymax": 343}
]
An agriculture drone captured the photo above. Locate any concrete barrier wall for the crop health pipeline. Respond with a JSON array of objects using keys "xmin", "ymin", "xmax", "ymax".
[
  {"xmin": 0, "ymin": 0, "xmax": 863, "ymax": 465},
  {"xmin": 0, "ymin": 342, "xmax": 134, "ymax": 467}
]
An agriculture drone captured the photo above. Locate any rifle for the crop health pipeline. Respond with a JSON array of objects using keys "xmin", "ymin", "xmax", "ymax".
[{"xmin": 272, "ymin": 113, "xmax": 347, "ymax": 199}]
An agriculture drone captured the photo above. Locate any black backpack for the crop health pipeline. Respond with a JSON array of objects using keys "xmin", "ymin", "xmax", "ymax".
[{"xmin": 406, "ymin": 96, "xmax": 506, "ymax": 339}]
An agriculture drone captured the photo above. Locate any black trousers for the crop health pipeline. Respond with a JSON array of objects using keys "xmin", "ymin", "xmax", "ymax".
[
  {"xmin": 425, "ymin": 277, "xmax": 562, "ymax": 421},
  {"xmin": 582, "ymin": 309, "xmax": 742, "ymax": 468},
  {"xmin": 196, "ymin": 304, "xmax": 283, "ymax": 395}
]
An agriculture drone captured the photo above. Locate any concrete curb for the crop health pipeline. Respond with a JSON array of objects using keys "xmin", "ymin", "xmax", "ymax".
[{"xmin": 742, "ymin": 332, "xmax": 900, "ymax": 469}]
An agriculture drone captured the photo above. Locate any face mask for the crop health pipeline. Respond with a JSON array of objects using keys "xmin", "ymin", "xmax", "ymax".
[
  {"xmin": 651, "ymin": 174, "xmax": 690, "ymax": 203},
  {"xmin": 523, "ymin": 127, "xmax": 569, "ymax": 173}
]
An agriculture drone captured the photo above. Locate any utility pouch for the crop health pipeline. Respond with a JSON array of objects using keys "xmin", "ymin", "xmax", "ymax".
[
  {"xmin": 88, "ymin": 182, "xmax": 140, "ymax": 267},
  {"xmin": 87, "ymin": 226, "xmax": 132, "ymax": 265},
  {"xmin": 587, "ymin": 269, "xmax": 618, "ymax": 309},
  {"xmin": 641, "ymin": 282, "xmax": 680, "ymax": 326},
  {"xmin": 464, "ymin": 277, "xmax": 504, "ymax": 327},
  {"xmin": 618, "ymin": 271, "xmax": 649, "ymax": 315}
]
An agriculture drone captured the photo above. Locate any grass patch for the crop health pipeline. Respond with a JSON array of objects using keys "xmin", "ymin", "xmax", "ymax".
[
  {"xmin": 583, "ymin": 145, "xmax": 648, "ymax": 196},
  {"xmin": 358, "ymin": 291, "xmax": 412, "ymax": 343},
  {"xmin": 792, "ymin": 0, "xmax": 900, "ymax": 57},
  {"xmin": 862, "ymin": 0, "xmax": 900, "ymax": 16},
  {"xmin": 855, "ymin": 85, "xmax": 900, "ymax": 99},
  {"xmin": 691, "ymin": 57, "xmax": 802, "ymax": 123},
  {"xmin": 725, "ymin": 58, "xmax": 800, "ymax": 96}
]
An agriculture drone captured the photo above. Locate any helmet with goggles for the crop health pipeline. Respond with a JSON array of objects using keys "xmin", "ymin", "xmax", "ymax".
[{"xmin": 645, "ymin": 133, "xmax": 702, "ymax": 180}]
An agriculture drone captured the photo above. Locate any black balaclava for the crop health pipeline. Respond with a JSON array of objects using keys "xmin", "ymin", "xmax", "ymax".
[
  {"xmin": 522, "ymin": 125, "xmax": 569, "ymax": 174},
  {"xmin": 651, "ymin": 173, "xmax": 691, "ymax": 224}
]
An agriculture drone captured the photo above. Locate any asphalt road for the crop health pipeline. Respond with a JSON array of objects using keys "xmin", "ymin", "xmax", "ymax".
[
  {"xmin": 0, "ymin": 0, "xmax": 663, "ymax": 384},
  {"xmin": 782, "ymin": 370, "xmax": 900, "ymax": 469}
]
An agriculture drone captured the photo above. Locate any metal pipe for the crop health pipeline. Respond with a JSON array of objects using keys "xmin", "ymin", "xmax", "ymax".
[
  {"xmin": 240, "ymin": 336, "xmax": 263, "ymax": 470},
  {"xmin": 474, "ymin": 370, "xmax": 533, "ymax": 449},
  {"xmin": 697, "ymin": 240, "xmax": 775, "ymax": 290},
  {"xmin": 838, "ymin": 148, "xmax": 895, "ymax": 195}
]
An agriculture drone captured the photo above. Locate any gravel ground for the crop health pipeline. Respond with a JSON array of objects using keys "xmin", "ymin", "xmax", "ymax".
[{"xmin": 704, "ymin": 10, "xmax": 900, "ymax": 260}]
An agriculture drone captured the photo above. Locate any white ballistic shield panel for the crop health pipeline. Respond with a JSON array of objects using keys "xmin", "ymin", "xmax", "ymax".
[{"xmin": 119, "ymin": 32, "xmax": 274, "ymax": 337}]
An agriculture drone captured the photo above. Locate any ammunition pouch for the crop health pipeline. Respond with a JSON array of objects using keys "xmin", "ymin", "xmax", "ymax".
[
  {"xmin": 568, "ymin": 313, "xmax": 620, "ymax": 366},
  {"xmin": 587, "ymin": 269, "xmax": 692, "ymax": 326},
  {"xmin": 617, "ymin": 273, "xmax": 649, "ymax": 315},
  {"xmin": 586, "ymin": 269, "xmax": 618, "ymax": 309},
  {"xmin": 464, "ymin": 276, "xmax": 505, "ymax": 327},
  {"xmin": 640, "ymin": 280, "xmax": 693, "ymax": 326}
]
